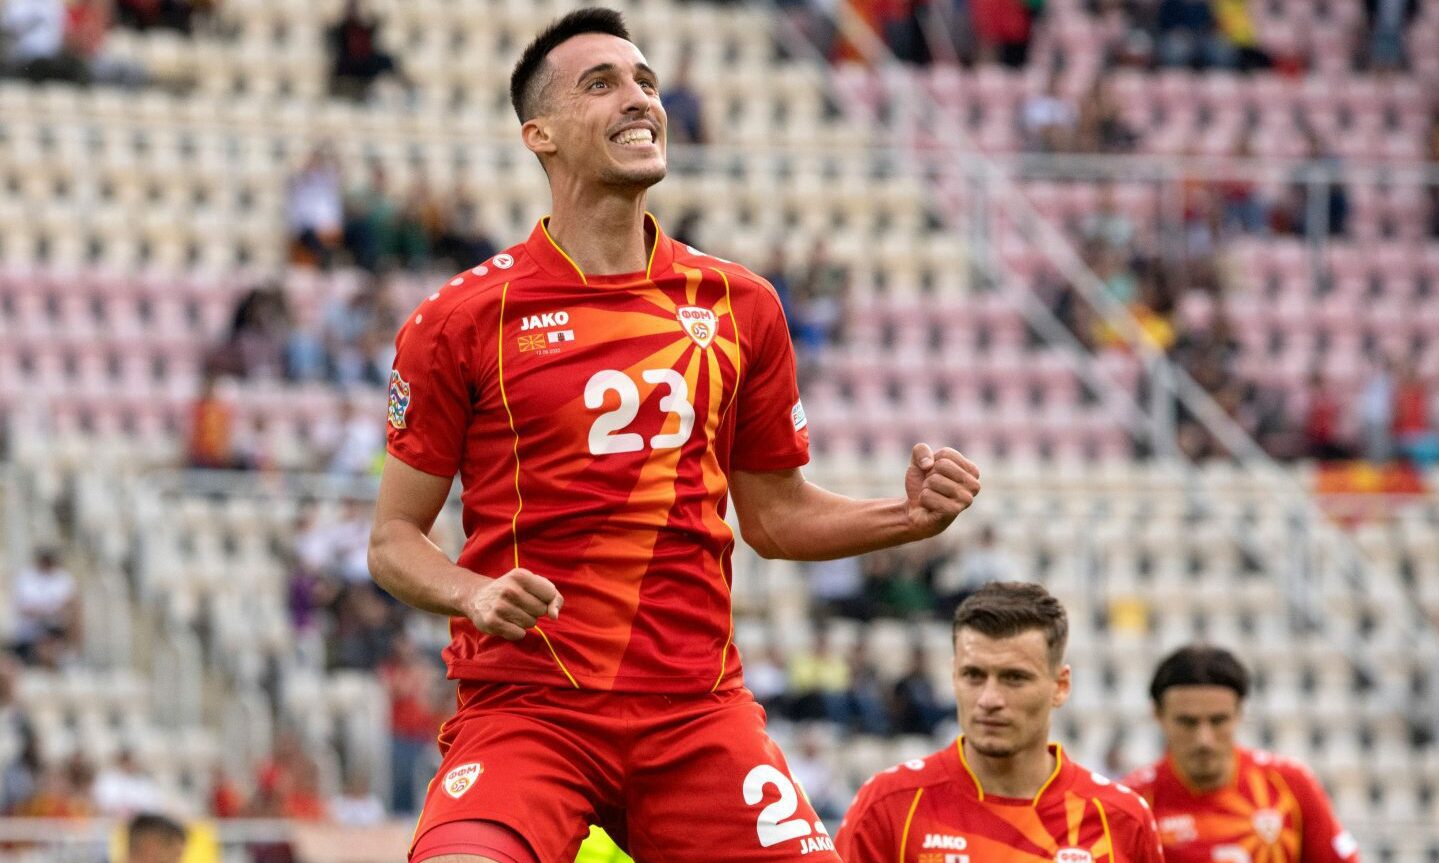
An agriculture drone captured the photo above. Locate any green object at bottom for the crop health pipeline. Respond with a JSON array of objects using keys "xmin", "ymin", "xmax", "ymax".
[{"xmin": 574, "ymin": 825, "xmax": 634, "ymax": 863}]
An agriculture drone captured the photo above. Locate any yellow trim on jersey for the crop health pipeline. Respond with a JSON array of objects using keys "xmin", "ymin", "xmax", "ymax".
[
  {"xmin": 539, "ymin": 218, "xmax": 589, "ymax": 284},
  {"xmin": 709, "ymin": 536, "xmax": 737, "ymax": 693},
  {"xmin": 643, "ymin": 211, "xmax": 661, "ymax": 279},
  {"xmin": 1093, "ymin": 797, "xmax": 1114, "ymax": 858},
  {"xmin": 497, "ymin": 283, "xmax": 524, "ymax": 568},
  {"xmin": 535, "ymin": 625, "xmax": 580, "ymax": 689},
  {"xmin": 1031, "ymin": 742, "xmax": 1066, "ymax": 805},
  {"xmin": 708, "ymin": 266, "xmax": 741, "ymax": 692},
  {"xmin": 899, "ymin": 787, "xmax": 924, "ymax": 863},
  {"xmin": 497, "ymin": 282, "xmax": 579, "ymax": 689},
  {"xmin": 954, "ymin": 737, "xmax": 1064, "ymax": 805}
]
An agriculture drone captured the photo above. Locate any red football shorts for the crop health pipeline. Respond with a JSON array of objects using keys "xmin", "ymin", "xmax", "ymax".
[{"xmin": 408, "ymin": 681, "xmax": 841, "ymax": 862}]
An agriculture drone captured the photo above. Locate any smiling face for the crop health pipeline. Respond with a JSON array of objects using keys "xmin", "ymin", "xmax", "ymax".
[
  {"xmin": 522, "ymin": 32, "xmax": 667, "ymax": 191},
  {"xmin": 953, "ymin": 627, "xmax": 1070, "ymax": 760}
]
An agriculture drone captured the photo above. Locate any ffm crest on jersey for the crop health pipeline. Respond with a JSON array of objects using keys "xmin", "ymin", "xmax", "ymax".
[
  {"xmin": 676, "ymin": 306, "xmax": 717, "ymax": 349},
  {"xmin": 443, "ymin": 762, "xmax": 483, "ymax": 799}
]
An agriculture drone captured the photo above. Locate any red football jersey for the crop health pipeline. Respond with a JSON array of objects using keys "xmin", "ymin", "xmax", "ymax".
[
  {"xmin": 386, "ymin": 215, "xmax": 808, "ymax": 693},
  {"xmin": 1124, "ymin": 747, "xmax": 1360, "ymax": 863},
  {"xmin": 836, "ymin": 739, "xmax": 1166, "ymax": 863}
]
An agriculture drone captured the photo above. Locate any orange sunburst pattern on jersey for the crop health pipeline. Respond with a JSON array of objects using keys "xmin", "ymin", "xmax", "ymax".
[{"xmin": 1189, "ymin": 768, "xmax": 1303, "ymax": 863}]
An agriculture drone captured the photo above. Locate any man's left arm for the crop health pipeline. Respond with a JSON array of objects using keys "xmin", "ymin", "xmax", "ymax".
[{"xmin": 730, "ymin": 443, "xmax": 980, "ymax": 561}]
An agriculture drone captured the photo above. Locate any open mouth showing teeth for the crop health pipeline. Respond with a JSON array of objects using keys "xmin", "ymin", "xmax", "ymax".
[{"xmin": 611, "ymin": 128, "xmax": 655, "ymax": 146}]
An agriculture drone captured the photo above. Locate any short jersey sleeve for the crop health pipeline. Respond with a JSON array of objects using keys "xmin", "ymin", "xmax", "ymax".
[
  {"xmin": 730, "ymin": 286, "xmax": 809, "ymax": 471},
  {"xmin": 1287, "ymin": 763, "xmax": 1360, "ymax": 863},
  {"xmin": 385, "ymin": 304, "xmax": 476, "ymax": 478},
  {"xmin": 1114, "ymin": 795, "xmax": 1167, "ymax": 863},
  {"xmin": 834, "ymin": 782, "xmax": 897, "ymax": 863}
]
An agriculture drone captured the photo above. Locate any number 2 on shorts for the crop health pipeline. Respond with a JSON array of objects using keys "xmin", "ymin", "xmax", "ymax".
[{"xmin": 742, "ymin": 764, "xmax": 813, "ymax": 848}]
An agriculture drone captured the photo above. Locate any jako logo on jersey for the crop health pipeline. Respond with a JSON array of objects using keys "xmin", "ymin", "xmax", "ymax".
[
  {"xmin": 521, "ymin": 311, "xmax": 570, "ymax": 331},
  {"xmin": 1252, "ymin": 809, "xmax": 1283, "ymax": 845},
  {"xmin": 922, "ymin": 834, "xmax": 968, "ymax": 850},
  {"xmin": 798, "ymin": 835, "xmax": 834, "ymax": 855},
  {"xmin": 1055, "ymin": 849, "xmax": 1093, "ymax": 863},
  {"xmin": 676, "ymin": 306, "xmax": 717, "ymax": 349},
  {"xmin": 493, "ymin": 253, "xmax": 514, "ymax": 269},
  {"xmin": 1158, "ymin": 814, "xmax": 1198, "ymax": 843},
  {"xmin": 387, "ymin": 370, "xmax": 410, "ymax": 429},
  {"xmin": 443, "ymin": 763, "xmax": 483, "ymax": 799}
]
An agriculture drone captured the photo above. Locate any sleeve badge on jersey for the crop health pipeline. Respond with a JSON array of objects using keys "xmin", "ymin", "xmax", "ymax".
[
  {"xmin": 791, "ymin": 399, "xmax": 808, "ymax": 431},
  {"xmin": 442, "ymin": 762, "xmax": 483, "ymax": 799},
  {"xmin": 388, "ymin": 369, "xmax": 412, "ymax": 429}
]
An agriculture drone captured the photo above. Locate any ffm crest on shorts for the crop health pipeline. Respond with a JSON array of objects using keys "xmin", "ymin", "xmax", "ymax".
[
  {"xmin": 443, "ymin": 762, "xmax": 483, "ymax": 799},
  {"xmin": 1055, "ymin": 849, "xmax": 1094, "ymax": 863},
  {"xmin": 676, "ymin": 306, "xmax": 717, "ymax": 349}
]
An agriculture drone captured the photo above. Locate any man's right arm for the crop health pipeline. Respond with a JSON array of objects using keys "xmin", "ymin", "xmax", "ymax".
[{"xmin": 368, "ymin": 456, "xmax": 562, "ymax": 640}]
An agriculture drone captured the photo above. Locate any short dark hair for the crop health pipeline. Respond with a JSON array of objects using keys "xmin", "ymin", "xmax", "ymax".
[
  {"xmin": 952, "ymin": 581, "xmax": 1068, "ymax": 669},
  {"xmin": 510, "ymin": 8, "xmax": 632, "ymax": 122},
  {"xmin": 1149, "ymin": 644, "xmax": 1250, "ymax": 707},
  {"xmin": 128, "ymin": 812, "xmax": 186, "ymax": 847}
]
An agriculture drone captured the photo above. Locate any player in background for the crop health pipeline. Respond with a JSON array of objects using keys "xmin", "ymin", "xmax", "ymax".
[
  {"xmin": 366, "ymin": 8, "xmax": 983, "ymax": 863},
  {"xmin": 124, "ymin": 813, "xmax": 187, "ymax": 863},
  {"xmin": 1124, "ymin": 645, "xmax": 1360, "ymax": 863},
  {"xmin": 836, "ymin": 582, "xmax": 1165, "ymax": 863}
]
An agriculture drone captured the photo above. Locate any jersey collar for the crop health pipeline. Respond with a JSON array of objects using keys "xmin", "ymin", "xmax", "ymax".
[
  {"xmin": 525, "ymin": 212, "xmax": 675, "ymax": 285},
  {"xmin": 952, "ymin": 736, "xmax": 1071, "ymax": 806}
]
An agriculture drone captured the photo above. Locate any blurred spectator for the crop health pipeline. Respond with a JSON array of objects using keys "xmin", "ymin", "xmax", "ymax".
[
  {"xmin": 328, "ymin": 771, "xmax": 385, "ymax": 826},
  {"xmin": 785, "ymin": 725, "xmax": 849, "ymax": 822},
  {"xmin": 1302, "ymin": 370, "xmax": 1351, "ymax": 461},
  {"xmin": 209, "ymin": 767, "xmax": 245, "ymax": 818},
  {"xmin": 1281, "ymin": 128, "xmax": 1348, "ymax": 238},
  {"xmin": 1073, "ymin": 74, "xmax": 1138, "ymax": 153},
  {"xmin": 210, "ymin": 284, "xmax": 292, "ymax": 380},
  {"xmin": 1155, "ymin": 0, "xmax": 1231, "ymax": 69},
  {"xmin": 1364, "ymin": 0, "xmax": 1418, "ymax": 72},
  {"xmin": 760, "ymin": 247, "xmax": 794, "ymax": 318},
  {"xmin": 0, "ymin": 658, "xmax": 40, "ymax": 813},
  {"xmin": 790, "ymin": 240, "xmax": 849, "ymax": 361},
  {"xmin": 661, "ymin": 56, "xmax": 709, "ymax": 146},
  {"xmin": 1393, "ymin": 360, "xmax": 1438, "ymax": 470},
  {"xmin": 1, "ymin": 0, "xmax": 85, "ymax": 82},
  {"xmin": 934, "ymin": 525, "xmax": 1013, "ymax": 616},
  {"xmin": 287, "ymin": 146, "xmax": 345, "ymax": 270},
  {"xmin": 92, "ymin": 749, "xmax": 163, "ymax": 816},
  {"xmin": 327, "ymin": 0, "xmax": 405, "ymax": 101},
  {"xmin": 1212, "ymin": 0, "xmax": 1269, "ymax": 72},
  {"xmin": 1357, "ymin": 355, "xmax": 1397, "ymax": 463},
  {"xmin": 879, "ymin": 0, "xmax": 930, "ymax": 65},
  {"xmin": 433, "ymin": 189, "xmax": 498, "ymax": 272},
  {"xmin": 115, "ymin": 0, "xmax": 203, "ymax": 33},
  {"xmin": 323, "ymin": 278, "xmax": 400, "ymax": 386},
  {"xmin": 13, "ymin": 760, "xmax": 93, "ymax": 816},
  {"xmin": 1082, "ymin": 183, "xmax": 1136, "ymax": 252},
  {"xmin": 344, "ymin": 162, "xmax": 402, "ymax": 273},
  {"xmin": 11, "ymin": 548, "xmax": 79, "ymax": 663},
  {"xmin": 889, "ymin": 643, "xmax": 948, "ymax": 736},
  {"xmin": 378, "ymin": 632, "xmax": 445, "ymax": 813},
  {"xmin": 126, "ymin": 812, "xmax": 187, "ymax": 863},
  {"xmin": 970, "ymin": 0, "xmax": 1038, "ymax": 67},
  {"xmin": 744, "ymin": 644, "xmax": 791, "ymax": 718},
  {"xmin": 1021, "ymin": 69, "xmax": 1077, "ymax": 153},
  {"xmin": 252, "ymin": 733, "xmax": 325, "ymax": 820},
  {"xmin": 185, "ymin": 375, "xmax": 236, "ymax": 469},
  {"xmin": 64, "ymin": 0, "xmax": 143, "ymax": 86},
  {"xmin": 315, "ymin": 399, "xmax": 384, "ymax": 476},
  {"xmin": 803, "ymin": 557, "xmax": 871, "ymax": 619},
  {"xmin": 845, "ymin": 638, "xmax": 891, "ymax": 735},
  {"xmin": 1217, "ymin": 135, "xmax": 1266, "ymax": 235},
  {"xmin": 787, "ymin": 625, "xmax": 852, "ymax": 725},
  {"xmin": 330, "ymin": 584, "xmax": 394, "ymax": 669}
]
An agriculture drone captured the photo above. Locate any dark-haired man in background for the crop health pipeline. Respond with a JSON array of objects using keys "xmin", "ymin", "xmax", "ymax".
[
  {"xmin": 368, "ymin": 8, "xmax": 982, "ymax": 863},
  {"xmin": 124, "ymin": 813, "xmax": 186, "ymax": 863},
  {"xmin": 836, "ymin": 582, "xmax": 1164, "ymax": 862},
  {"xmin": 1124, "ymin": 645, "xmax": 1360, "ymax": 863}
]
